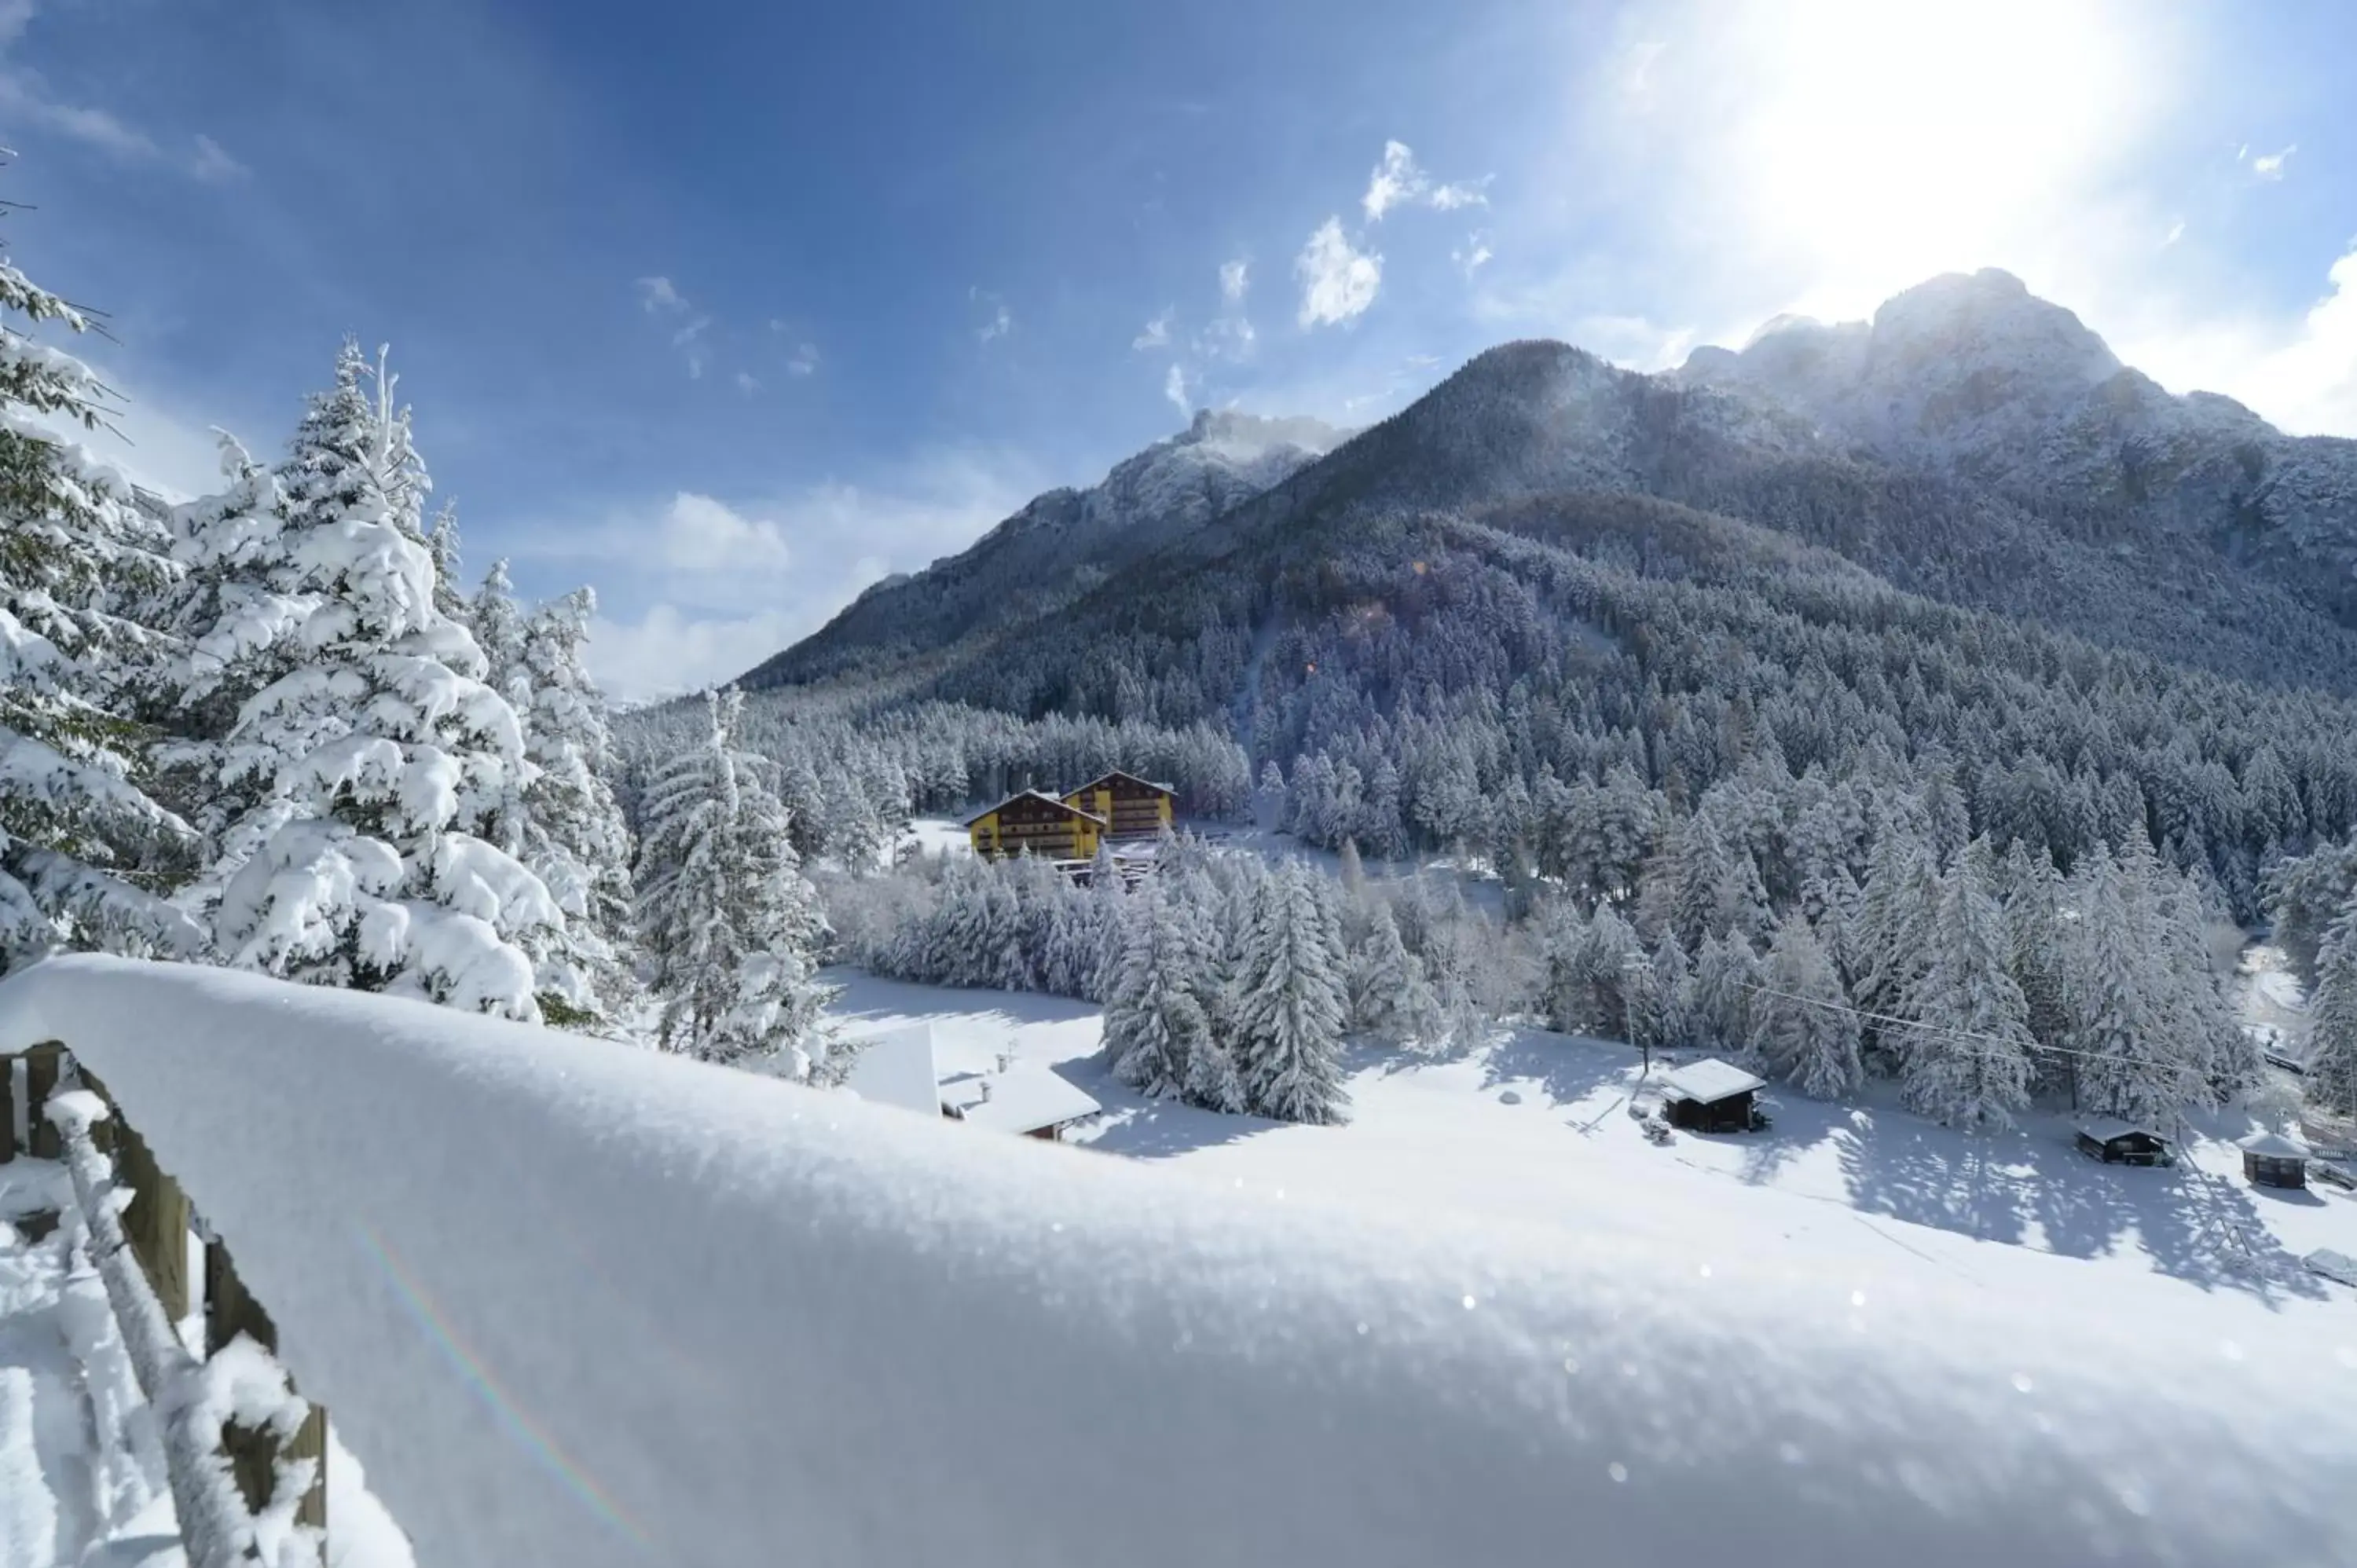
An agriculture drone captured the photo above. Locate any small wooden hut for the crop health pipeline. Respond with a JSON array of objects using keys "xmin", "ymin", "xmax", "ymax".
[
  {"xmin": 965, "ymin": 790, "xmax": 1106, "ymax": 862},
  {"xmin": 1061, "ymin": 771, "xmax": 1176, "ymax": 841},
  {"xmin": 1656, "ymin": 1059, "xmax": 1766, "ymax": 1134},
  {"xmin": 2237, "ymin": 1130, "xmax": 2310, "ymax": 1190},
  {"xmin": 2073, "ymin": 1119, "xmax": 2172, "ymax": 1167},
  {"xmin": 940, "ymin": 1068, "xmax": 1103, "ymax": 1141}
]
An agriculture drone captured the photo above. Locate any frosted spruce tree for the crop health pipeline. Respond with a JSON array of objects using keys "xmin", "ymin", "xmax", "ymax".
[
  {"xmin": 1897, "ymin": 854, "xmax": 2034, "ymax": 1128},
  {"xmin": 2306, "ymin": 907, "xmax": 2357, "ymax": 1118},
  {"xmin": 1347, "ymin": 899, "xmax": 1441, "ymax": 1048},
  {"xmin": 511, "ymin": 584, "xmax": 639, "ymax": 1022},
  {"xmin": 183, "ymin": 343, "xmax": 561, "ymax": 1016},
  {"xmin": 0, "ymin": 236, "xmax": 202, "ymax": 967},
  {"xmin": 636, "ymin": 687, "xmax": 834, "ymax": 1071},
  {"xmin": 2062, "ymin": 843, "xmax": 2209, "ymax": 1123},
  {"xmin": 1233, "ymin": 859, "xmax": 1351, "ymax": 1123},
  {"xmin": 1750, "ymin": 912, "xmax": 1862, "ymax": 1099},
  {"xmin": 1689, "ymin": 932, "xmax": 1762, "ymax": 1053},
  {"xmin": 1102, "ymin": 871, "xmax": 1230, "ymax": 1107}
]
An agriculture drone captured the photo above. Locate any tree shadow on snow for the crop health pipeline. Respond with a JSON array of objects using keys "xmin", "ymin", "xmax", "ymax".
[
  {"xmin": 1060, "ymin": 1056, "xmax": 1282, "ymax": 1161},
  {"xmin": 1473, "ymin": 1027, "xmax": 1637, "ymax": 1110},
  {"xmin": 1834, "ymin": 1112, "xmax": 2325, "ymax": 1303}
]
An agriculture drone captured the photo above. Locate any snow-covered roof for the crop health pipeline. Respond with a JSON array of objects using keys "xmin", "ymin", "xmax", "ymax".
[
  {"xmin": 2235, "ymin": 1130, "xmax": 2311, "ymax": 1160},
  {"xmin": 7, "ymin": 956, "xmax": 2356, "ymax": 1568},
  {"xmin": 1656, "ymin": 1058, "xmax": 1766, "ymax": 1105},
  {"xmin": 962, "ymin": 789, "xmax": 1108, "ymax": 828},
  {"xmin": 842, "ymin": 1024, "xmax": 941, "ymax": 1117},
  {"xmin": 940, "ymin": 1066, "xmax": 1103, "ymax": 1134},
  {"xmin": 1068, "ymin": 769, "xmax": 1176, "ymax": 797},
  {"xmin": 2075, "ymin": 1118, "xmax": 2168, "ymax": 1145}
]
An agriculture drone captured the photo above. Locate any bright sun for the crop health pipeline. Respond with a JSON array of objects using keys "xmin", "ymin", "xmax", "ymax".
[{"xmin": 1725, "ymin": 0, "xmax": 2161, "ymax": 320}]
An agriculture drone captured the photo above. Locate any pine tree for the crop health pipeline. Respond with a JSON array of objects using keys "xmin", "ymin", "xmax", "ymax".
[
  {"xmin": 1897, "ymin": 853, "xmax": 2034, "ymax": 1128},
  {"xmin": 1626, "ymin": 930, "xmax": 1693, "ymax": 1063},
  {"xmin": 636, "ymin": 688, "xmax": 834, "ymax": 1068},
  {"xmin": 1348, "ymin": 899, "xmax": 1440, "ymax": 1047},
  {"xmin": 1102, "ymin": 872, "xmax": 1225, "ymax": 1105},
  {"xmin": 1750, "ymin": 913, "xmax": 1862, "ymax": 1099},
  {"xmin": 1670, "ymin": 814, "xmax": 1734, "ymax": 949},
  {"xmin": 1689, "ymin": 932, "xmax": 1762, "ymax": 1052},
  {"xmin": 195, "ymin": 343, "xmax": 560, "ymax": 1017},
  {"xmin": 512, "ymin": 587, "xmax": 637, "ymax": 1020},
  {"xmin": 0, "ymin": 233, "xmax": 201, "ymax": 967},
  {"xmin": 1233, "ymin": 859, "xmax": 1351, "ymax": 1123},
  {"xmin": 2307, "ymin": 907, "xmax": 2357, "ymax": 1118}
]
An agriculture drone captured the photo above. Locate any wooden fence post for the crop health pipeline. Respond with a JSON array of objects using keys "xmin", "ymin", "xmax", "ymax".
[
  {"xmin": 76, "ymin": 1068, "xmax": 195, "ymax": 1326},
  {"xmin": 22, "ymin": 1042, "xmax": 67, "ymax": 1160},
  {"xmin": 206, "ymin": 1236, "xmax": 328, "ymax": 1530}
]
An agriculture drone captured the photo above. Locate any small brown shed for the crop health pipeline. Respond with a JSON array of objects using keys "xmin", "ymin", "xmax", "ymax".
[
  {"xmin": 2237, "ymin": 1130, "xmax": 2310, "ymax": 1190},
  {"xmin": 1656, "ymin": 1059, "xmax": 1767, "ymax": 1134},
  {"xmin": 2073, "ymin": 1119, "xmax": 2172, "ymax": 1167}
]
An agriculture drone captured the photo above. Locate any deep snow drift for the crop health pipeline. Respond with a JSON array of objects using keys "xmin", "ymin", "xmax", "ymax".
[{"xmin": 5, "ymin": 957, "xmax": 2345, "ymax": 1566}]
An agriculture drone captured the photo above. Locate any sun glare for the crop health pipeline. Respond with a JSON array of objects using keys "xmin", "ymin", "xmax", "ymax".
[{"xmin": 1729, "ymin": 0, "xmax": 2157, "ymax": 321}]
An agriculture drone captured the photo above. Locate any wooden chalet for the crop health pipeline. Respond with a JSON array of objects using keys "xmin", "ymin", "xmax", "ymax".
[
  {"xmin": 2237, "ymin": 1130, "xmax": 2311, "ymax": 1190},
  {"xmin": 1061, "ymin": 770, "xmax": 1176, "ymax": 841},
  {"xmin": 1655, "ymin": 1058, "xmax": 1766, "ymax": 1134},
  {"xmin": 965, "ymin": 790, "xmax": 1106, "ymax": 862},
  {"xmin": 2074, "ymin": 1119, "xmax": 2172, "ymax": 1167}
]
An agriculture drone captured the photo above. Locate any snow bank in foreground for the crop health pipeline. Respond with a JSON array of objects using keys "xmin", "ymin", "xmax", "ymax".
[{"xmin": 2, "ymin": 956, "xmax": 2352, "ymax": 1568}]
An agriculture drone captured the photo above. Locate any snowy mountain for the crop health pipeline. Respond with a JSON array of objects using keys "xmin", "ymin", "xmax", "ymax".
[
  {"xmin": 741, "ymin": 274, "xmax": 2357, "ymax": 700},
  {"xmin": 1677, "ymin": 269, "xmax": 2357, "ymax": 623},
  {"xmin": 739, "ymin": 408, "xmax": 1344, "ymax": 688}
]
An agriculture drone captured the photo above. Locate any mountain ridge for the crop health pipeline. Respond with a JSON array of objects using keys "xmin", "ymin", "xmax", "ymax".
[{"xmin": 737, "ymin": 270, "xmax": 2357, "ymax": 699}]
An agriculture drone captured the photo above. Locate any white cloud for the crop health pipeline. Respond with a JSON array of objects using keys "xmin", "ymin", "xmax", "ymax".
[
  {"xmin": 1362, "ymin": 141, "xmax": 1426, "ymax": 222},
  {"xmin": 585, "ymin": 604, "xmax": 806, "ymax": 705},
  {"xmin": 189, "ymin": 134, "xmax": 247, "ymax": 182},
  {"xmin": 1453, "ymin": 231, "xmax": 1494, "ymax": 277},
  {"xmin": 636, "ymin": 276, "xmax": 689, "ymax": 314},
  {"xmin": 1362, "ymin": 140, "xmax": 1490, "ymax": 222},
  {"xmin": 733, "ymin": 371, "xmax": 760, "ymax": 396},
  {"xmin": 1219, "ymin": 258, "xmax": 1250, "ymax": 303},
  {"xmin": 1132, "ymin": 309, "xmax": 1173, "ymax": 351},
  {"xmin": 1164, "ymin": 363, "xmax": 1191, "ymax": 417},
  {"xmin": 1295, "ymin": 218, "xmax": 1382, "ymax": 328},
  {"xmin": 786, "ymin": 341, "xmax": 820, "ymax": 377},
  {"xmin": 536, "ymin": 447, "xmax": 1044, "ymax": 702},
  {"xmin": 2249, "ymin": 143, "xmax": 2295, "ymax": 181},
  {"xmin": 657, "ymin": 492, "xmax": 793, "ymax": 573},
  {"xmin": 2162, "ymin": 218, "xmax": 2185, "ymax": 248},
  {"xmin": 972, "ymin": 289, "xmax": 1014, "ymax": 343}
]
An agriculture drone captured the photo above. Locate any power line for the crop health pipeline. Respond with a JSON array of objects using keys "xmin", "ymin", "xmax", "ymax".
[{"xmin": 1735, "ymin": 979, "xmax": 2220, "ymax": 1073}]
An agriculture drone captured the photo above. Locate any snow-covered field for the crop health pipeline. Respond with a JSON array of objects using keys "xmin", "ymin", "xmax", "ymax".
[{"xmin": 827, "ymin": 969, "xmax": 2357, "ymax": 1316}]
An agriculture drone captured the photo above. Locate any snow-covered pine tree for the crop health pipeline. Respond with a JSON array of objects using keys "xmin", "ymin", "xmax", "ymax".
[
  {"xmin": 1233, "ymin": 859, "xmax": 1351, "ymax": 1123},
  {"xmin": 1102, "ymin": 870, "xmax": 1226, "ymax": 1105},
  {"xmin": 1853, "ymin": 820, "xmax": 1940, "ymax": 1054},
  {"xmin": 1626, "ymin": 929, "xmax": 1693, "ymax": 1062},
  {"xmin": 1896, "ymin": 852, "xmax": 2033, "ymax": 1128},
  {"xmin": 1996, "ymin": 840, "xmax": 2073, "ymax": 1092},
  {"xmin": 511, "ymin": 586, "xmax": 637, "ymax": 1020},
  {"xmin": 636, "ymin": 687, "xmax": 834, "ymax": 1068},
  {"xmin": 0, "ymin": 236, "xmax": 202, "ymax": 968},
  {"xmin": 1750, "ymin": 912, "xmax": 1862, "ymax": 1099},
  {"xmin": 1689, "ymin": 931, "xmax": 1762, "ymax": 1053},
  {"xmin": 1347, "ymin": 898, "xmax": 1441, "ymax": 1048},
  {"xmin": 2306, "ymin": 906, "xmax": 2357, "ymax": 1118},
  {"xmin": 1669, "ymin": 813, "xmax": 1734, "ymax": 950},
  {"xmin": 194, "ymin": 343, "xmax": 562, "ymax": 1017},
  {"xmin": 2062, "ymin": 843, "xmax": 2208, "ymax": 1124}
]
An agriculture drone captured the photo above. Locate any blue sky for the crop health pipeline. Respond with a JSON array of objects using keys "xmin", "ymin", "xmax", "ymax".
[{"xmin": 5, "ymin": 0, "xmax": 2354, "ymax": 698}]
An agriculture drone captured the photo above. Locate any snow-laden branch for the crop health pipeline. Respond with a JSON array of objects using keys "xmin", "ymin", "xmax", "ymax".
[{"xmin": 2, "ymin": 954, "xmax": 2351, "ymax": 1568}]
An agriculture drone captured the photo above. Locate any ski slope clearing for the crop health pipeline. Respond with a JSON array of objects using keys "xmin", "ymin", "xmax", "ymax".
[{"xmin": 4, "ymin": 956, "xmax": 2354, "ymax": 1568}]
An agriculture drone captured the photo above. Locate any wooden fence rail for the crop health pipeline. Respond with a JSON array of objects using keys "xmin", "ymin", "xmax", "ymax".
[{"xmin": 3, "ymin": 1041, "xmax": 328, "ymax": 1562}]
